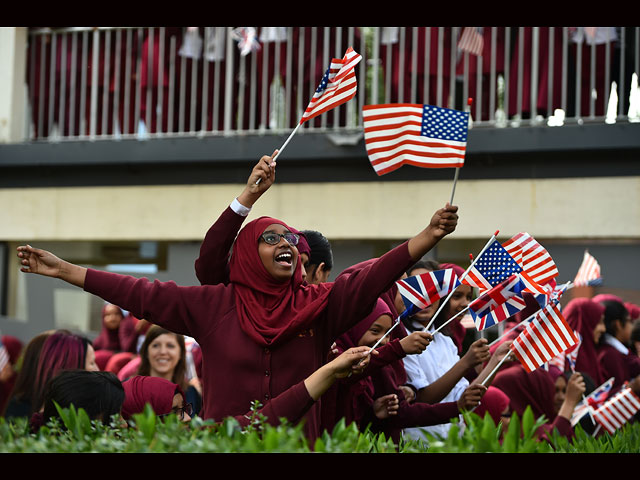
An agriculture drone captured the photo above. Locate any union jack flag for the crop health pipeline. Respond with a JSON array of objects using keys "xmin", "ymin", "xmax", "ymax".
[
  {"xmin": 593, "ymin": 386, "xmax": 640, "ymax": 435},
  {"xmin": 468, "ymin": 274, "xmax": 529, "ymax": 330},
  {"xmin": 510, "ymin": 303, "xmax": 580, "ymax": 373},
  {"xmin": 502, "ymin": 232, "xmax": 559, "ymax": 286},
  {"xmin": 299, "ymin": 47, "xmax": 361, "ymax": 125},
  {"xmin": 396, "ymin": 268, "xmax": 461, "ymax": 320},
  {"xmin": 463, "ymin": 239, "xmax": 522, "ymax": 290},
  {"xmin": 573, "ymin": 250, "xmax": 602, "ymax": 287}
]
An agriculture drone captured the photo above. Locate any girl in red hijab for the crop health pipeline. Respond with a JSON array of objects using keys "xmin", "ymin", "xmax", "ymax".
[
  {"xmin": 16, "ymin": 152, "xmax": 459, "ymax": 442},
  {"xmin": 92, "ymin": 303, "xmax": 138, "ymax": 354},
  {"xmin": 563, "ymin": 297, "xmax": 606, "ymax": 386}
]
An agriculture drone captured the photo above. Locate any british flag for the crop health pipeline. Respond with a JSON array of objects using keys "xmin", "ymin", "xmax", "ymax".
[
  {"xmin": 463, "ymin": 239, "xmax": 523, "ymax": 290},
  {"xmin": 502, "ymin": 232, "xmax": 559, "ymax": 286},
  {"xmin": 396, "ymin": 268, "xmax": 461, "ymax": 320},
  {"xmin": 468, "ymin": 274, "xmax": 528, "ymax": 330}
]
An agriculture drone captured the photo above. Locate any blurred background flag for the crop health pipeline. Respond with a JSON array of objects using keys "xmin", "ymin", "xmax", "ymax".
[
  {"xmin": 457, "ymin": 27, "xmax": 484, "ymax": 56},
  {"xmin": 573, "ymin": 250, "xmax": 603, "ymax": 287}
]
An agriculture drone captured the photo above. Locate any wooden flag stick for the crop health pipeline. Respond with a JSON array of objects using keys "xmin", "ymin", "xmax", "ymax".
[
  {"xmin": 424, "ymin": 230, "xmax": 500, "ymax": 332},
  {"xmin": 431, "ymin": 305, "xmax": 470, "ymax": 336},
  {"xmin": 449, "ymin": 167, "xmax": 460, "ymax": 205},
  {"xmin": 479, "ymin": 352, "xmax": 512, "ymax": 387},
  {"xmin": 255, "ymin": 123, "xmax": 301, "ymax": 185}
]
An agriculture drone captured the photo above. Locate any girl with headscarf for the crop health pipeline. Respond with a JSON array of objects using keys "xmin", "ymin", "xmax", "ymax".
[
  {"xmin": 92, "ymin": 303, "xmax": 138, "ymax": 354},
  {"xmin": 563, "ymin": 297, "xmax": 606, "ymax": 386},
  {"xmin": 16, "ymin": 153, "xmax": 460, "ymax": 442},
  {"xmin": 123, "ymin": 344, "xmax": 374, "ymax": 428},
  {"xmin": 594, "ymin": 298, "xmax": 640, "ymax": 393},
  {"xmin": 0, "ymin": 335, "xmax": 23, "ymax": 416},
  {"xmin": 491, "ymin": 363, "xmax": 586, "ymax": 442},
  {"xmin": 327, "ymin": 297, "xmax": 486, "ymax": 445}
]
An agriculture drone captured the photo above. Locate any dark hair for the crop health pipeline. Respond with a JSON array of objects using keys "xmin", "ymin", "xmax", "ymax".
[
  {"xmin": 631, "ymin": 320, "xmax": 640, "ymax": 356},
  {"xmin": 41, "ymin": 370, "xmax": 124, "ymax": 424},
  {"xmin": 4, "ymin": 330, "xmax": 56, "ymax": 415},
  {"xmin": 32, "ymin": 330, "xmax": 93, "ymax": 415},
  {"xmin": 600, "ymin": 299, "xmax": 630, "ymax": 340},
  {"xmin": 301, "ymin": 230, "xmax": 333, "ymax": 271},
  {"xmin": 406, "ymin": 259, "xmax": 440, "ymax": 277},
  {"xmin": 137, "ymin": 326, "xmax": 187, "ymax": 391}
]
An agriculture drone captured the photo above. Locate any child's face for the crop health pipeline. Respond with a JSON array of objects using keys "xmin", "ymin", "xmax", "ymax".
[{"xmin": 358, "ymin": 315, "xmax": 393, "ymax": 348}]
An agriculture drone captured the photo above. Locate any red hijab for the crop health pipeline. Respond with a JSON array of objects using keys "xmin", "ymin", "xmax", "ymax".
[
  {"xmin": 335, "ymin": 298, "xmax": 393, "ymax": 351},
  {"xmin": 228, "ymin": 216, "xmax": 332, "ymax": 347},
  {"xmin": 563, "ymin": 297, "xmax": 606, "ymax": 385},
  {"xmin": 121, "ymin": 375, "xmax": 185, "ymax": 420},
  {"xmin": 491, "ymin": 363, "xmax": 556, "ymax": 421},
  {"xmin": 474, "ymin": 385, "xmax": 510, "ymax": 425}
]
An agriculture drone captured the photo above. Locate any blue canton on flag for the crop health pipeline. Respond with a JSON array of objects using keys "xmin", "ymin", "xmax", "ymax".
[
  {"xmin": 463, "ymin": 239, "xmax": 523, "ymax": 290},
  {"xmin": 421, "ymin": 105, "xmax": 469, "ymax": 143}
]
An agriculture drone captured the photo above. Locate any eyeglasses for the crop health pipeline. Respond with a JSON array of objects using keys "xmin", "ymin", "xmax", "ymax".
[
  {"xmin": 159, "ymin": 402, "xmax": 193, "ymax": 421},
  {"xmin": 260, "ymin": 232, "xmax": 299, "ymax": 246}
]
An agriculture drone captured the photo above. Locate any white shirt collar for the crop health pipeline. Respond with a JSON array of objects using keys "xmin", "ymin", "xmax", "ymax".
[{"xmin": 603, "ymin": 333, "xmax": 629, "ymax": 355}]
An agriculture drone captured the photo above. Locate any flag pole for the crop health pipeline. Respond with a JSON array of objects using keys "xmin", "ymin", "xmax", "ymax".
[
  {"xmin": 479, "ymin": 352, "xmax": 511, "ymax": 387},
  {"xmin": 430, "ymin": 305, "xmax": 470, "ymax": 336},
  {"xmin": 424, "ymin": 230, "xmax": 500, "ymax": 332},
  {"xmin": 367, "ymin": 314, "xmax": 404, "ymax": 354},
  {"xmin": 449, "ymin": 97, "xmax": 472, "ymax": 205},
  {"xmin": 255, "ymin": 123, "xmax": 302, "ymax": 185}
]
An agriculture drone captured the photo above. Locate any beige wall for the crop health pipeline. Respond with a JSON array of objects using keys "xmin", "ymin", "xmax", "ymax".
[
  {"xmin": 0, "ymin": 27, "xmax": 27, "ymax": 143},
  {"xmin": 1, "ymin": 176, "xmax": 639, "ymax": 242}
]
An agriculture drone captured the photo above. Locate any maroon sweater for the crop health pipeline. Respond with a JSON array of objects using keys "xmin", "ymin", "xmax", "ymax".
[{"xmin": 84, "ymin": 238, "xmax": 416, "ymax": 441}]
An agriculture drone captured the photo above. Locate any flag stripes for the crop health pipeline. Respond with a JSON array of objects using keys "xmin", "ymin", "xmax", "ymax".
[
  {"xmin": 511, "ymin": 303, "xmax": 579, "ymax": 372},
  {"xmin": 593, "ymin": 388, "xmax": 640, "ymax": 434},
  {"xmin": 502, "ymin": 232, "xmax": 558, "ymax": 285},
  {"xmin": 458, "ymin": 27, "xmax": 484, "ymax": 56},
  {"xmin": 300, "ymin": 47, "xmax": 361, "ymax": 125},
  {"xmin": 363, "ymin": 104, "xmax": 467, "ymax": 176},
  {"xmin": 574, "ymin": 250, "xmax": 602, "ymax": 287}
]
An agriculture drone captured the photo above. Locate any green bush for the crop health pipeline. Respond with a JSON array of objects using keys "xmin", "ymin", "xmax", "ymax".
[{"xmin": 2, "ymin": 403, "xmax": 638, "ymax": 453}]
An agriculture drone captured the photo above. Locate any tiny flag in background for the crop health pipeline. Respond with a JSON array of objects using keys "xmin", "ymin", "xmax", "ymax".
[
  {"xmin": 573, "ymin": 250, "xmax": 602, "ymax": 287},
  {"xmin": 502, "ymin": 232, "xmax": 559, "ymax": 286},
  {"xmin": 362, "ymin": 103, "xmax": 468, "ymax": 176},
  {"xmin": 457, "ymin": 27, "xmax": 484, "ymax": 56},
  {"xmin": 510, "ymin": 303, "xmax": 579, "ymax": 373},
  {"xmin": 593, "ymin": 386, "xmax": 640, "ymax": 435},
  {"xmin": 231, "ymin": 27, "xmax": 261, "ymax": 56},
  {"xmin": 397, "ymin": 269, "xmax": 461, "ymax": 320},
  {"xmin": 0, "ymin": 337, "xmax": 9, "ymax": 374},
  {"xmin": 299, "ymin": 47, "xmax": 361, "ymax": 125},
  {"xmin": 462, "ymin": 239, "xmax": 522, "ymax": 290}
]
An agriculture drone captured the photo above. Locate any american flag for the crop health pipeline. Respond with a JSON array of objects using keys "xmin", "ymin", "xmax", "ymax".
[
  {"xmin": 593, "ymin": 386, "xmax": 640, "ymax": 435},
  {"xmin": 468, "ymin": 274, "xmax": 528, "ymax": 330},
  {"xmin": 502, "ymin": 232, "xmax": 559, "ymax": 286},
  {"xmin": 573, "ymin": 250, "xmax": 602, "ymax": 287},
  {"xmin": 457, "ymin": 27, "xmax": 484, "ymax": 56},
  {"xmin": 0, "ymin": 338, "xmax": 9, "ymax": 374},
  {"xmin": 571, "ymin": 377, "xmax": 614, "ymax": 427},
  {"xmin": 299, "ymin": 47, "xmax": 361, "ymax": 125},
  {"xmin": 397, "ymin": 268, "xmax": 460, "ymax": 320},
  {"xmin": 463, "ymin": 239, "xmax": 522, "ymax": 290},
  {"xmin": 510, "ymin": 303, "xmax": 580, "ymax": 373},
  {"xmin": 362, "ymin": 103, "xmax": 468, "ymax": 176}
]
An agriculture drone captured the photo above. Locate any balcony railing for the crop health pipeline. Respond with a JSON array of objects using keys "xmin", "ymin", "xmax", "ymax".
[{"xmin": 24, "ymin": 26, "xmax": 640, "ymax": 142}]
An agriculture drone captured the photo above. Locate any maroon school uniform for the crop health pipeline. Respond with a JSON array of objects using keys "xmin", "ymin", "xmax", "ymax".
[
  {"xmin": 84, "ymin": 212, "xmax": 416, "ymax": 442},
  {"xmin": 598, "ymin": 340, "xmax": 640, "ymax": 391}
]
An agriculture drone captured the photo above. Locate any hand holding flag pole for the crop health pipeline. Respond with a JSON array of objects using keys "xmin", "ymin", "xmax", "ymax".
[
  {"xmin": 256, "ymin": 47, "xmax": 361, "ymax": 185},
  {"xmin": 424, "ymin": 230, "xmax": 500, "ymax": 332}
]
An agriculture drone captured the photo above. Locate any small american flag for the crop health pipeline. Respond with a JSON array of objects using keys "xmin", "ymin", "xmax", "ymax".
[
  {"xmin": 299, "ymin": 47, "xmax": 361, "ymax": 125},
  {"xmin": 231, "ymin": 27, "xmax": 261, "ymax": 56},
  {"xmin": 457, "ymin": 27, "xmax": 484, "ymax": 56},
  {"xmin": 0, "ymin": 338, "xmax": 9, "ymax": 374},
  {"xmin": 593, "ymin": 386, "xmax": 640, "ymax": 435},
  {"xmin": 468, "ymin": 274, "xmax": 528, "ymax": 330},
  {"xmin": 510, "ymin": 303, "xmax": 579, "ymax": 373},
  {"xmin": 573, "ymin": 250, "xmax": 602, "ymax": 287},
  {"xmin": 463, "ymin": 239, "xmax": 522, "ymax": 290},
  {"xmin": 362, "ymin": 103, "xmax": 468, "ymax": 176},
  {"xmin": 397, "ymin": 268, "xmax": 460, "ymax": 320},
  {"xmin": 502, "ymin": 232, "xmax": 559, "ymax": 286}
]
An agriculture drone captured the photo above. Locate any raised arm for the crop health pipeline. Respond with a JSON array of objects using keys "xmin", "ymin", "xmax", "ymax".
[
  {"xmin": 195, "ymin": 151, "xmax": 278, "ymax": 285},
  {"xmin": 327, "ymin": 204, "xmax": 459, "ymax": 340}
]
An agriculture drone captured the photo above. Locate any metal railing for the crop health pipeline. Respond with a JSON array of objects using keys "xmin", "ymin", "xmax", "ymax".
[{"xmin": 24, "ymin": 27, "xmax": 640, "ymax": 142}]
